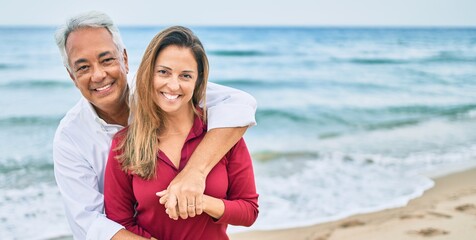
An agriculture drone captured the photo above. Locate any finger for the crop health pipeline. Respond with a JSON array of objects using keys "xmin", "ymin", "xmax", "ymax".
[
  {"xmin": 177, "ymin": 195, "xmax": 189, "ymax": 219},
  {"xmin": 156, "ymin": 190, "xmax": 168, "ymax": 204},
  {"xmin": 165, "ymin": 194, "xmax": 179, "ymax": 220},
  {"xmin": 195, "ymin": 195, "xmax": 203, "ymax": 215},
  {"xmin": 187, "ymin": 198, "xmax": 196, "ymax": 218},
  {"xmin": 174, "ymin": 206, "xmax": 180, "ymax": 220},
  {"xmin": 156, "ymin": 189, "xmax": 168, "ymax": 197},
  {"xmin": 158, "ymin": 193, "xmax": 168, "ymax": 205}
]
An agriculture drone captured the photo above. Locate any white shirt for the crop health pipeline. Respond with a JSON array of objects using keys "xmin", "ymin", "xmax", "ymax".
[{"xmin": 53, "ymin": 82, "xmax": 257, "ymax": 240}]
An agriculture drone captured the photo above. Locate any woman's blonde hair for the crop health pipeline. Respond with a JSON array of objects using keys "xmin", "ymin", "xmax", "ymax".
[{"xmin": 117, "ymin": 26, "xmax": 209, "ymax": 179}]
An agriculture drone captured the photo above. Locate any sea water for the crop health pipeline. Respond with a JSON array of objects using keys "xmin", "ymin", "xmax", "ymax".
[{"xmin": 1, "ymin": 26, "xmax": 476, "ymax": 239}]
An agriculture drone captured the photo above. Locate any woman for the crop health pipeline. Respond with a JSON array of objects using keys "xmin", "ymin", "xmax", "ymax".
[{"xmin": 104, "ymin": 26, "xmax": 259, "ymax": 240}]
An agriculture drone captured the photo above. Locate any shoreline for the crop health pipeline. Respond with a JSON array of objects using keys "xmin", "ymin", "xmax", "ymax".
[{"xmin": 230, "ymin": 166, "xmax": 476, "ymax": 240}]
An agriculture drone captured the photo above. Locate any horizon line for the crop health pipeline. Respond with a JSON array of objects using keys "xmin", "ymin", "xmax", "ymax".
[{"xmin": 0, "ymin": 24, "xmax": 475, "ymax": 29}]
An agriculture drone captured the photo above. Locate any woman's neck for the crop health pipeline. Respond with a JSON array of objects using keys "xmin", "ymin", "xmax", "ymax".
[{"xmin": 162, "ymin": 107, "xmax": 195, "ymax": 137}]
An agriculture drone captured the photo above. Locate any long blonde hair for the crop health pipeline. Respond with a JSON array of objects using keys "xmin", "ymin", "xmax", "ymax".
[{"xmin": 116, "ymin": 26, "xmax": 209, "ymax": 179}]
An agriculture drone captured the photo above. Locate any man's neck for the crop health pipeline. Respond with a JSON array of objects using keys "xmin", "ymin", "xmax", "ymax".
[{"xmin": 95, "ymin": 103, "xmax": 130, "ymax": 126}]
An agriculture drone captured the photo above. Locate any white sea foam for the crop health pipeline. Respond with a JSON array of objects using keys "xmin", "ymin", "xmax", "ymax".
[{"xmin": 0, "ymin": 184, "xmax": 71, "ymax": 240}]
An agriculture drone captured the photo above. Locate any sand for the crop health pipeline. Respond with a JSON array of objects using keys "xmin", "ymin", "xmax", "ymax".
[{"xmin": 230, "ymin": 167, "xmax": 476, "ymax": 240}]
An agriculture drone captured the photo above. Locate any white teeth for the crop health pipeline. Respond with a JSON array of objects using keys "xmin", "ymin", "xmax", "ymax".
[
  {"xmin": 96, "ymin": 84, "xmax": 112, "ymax": 91},
  {"xmin": 163, "ymin": 93, "xmax": 179, "ymax": 100}
]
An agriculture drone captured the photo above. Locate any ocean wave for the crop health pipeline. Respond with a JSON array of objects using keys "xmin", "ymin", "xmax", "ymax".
[
  {"xmin": 0, "ymin": 161, "xmax": 53, "ymax": 175},
  {"xmin": 0, "ymin": 63, "xmax": 24, "ymax": 70},
  {"xmin": 424, "ymin": 51, "xmax": 476, "ymax": 63},
  {"xmin": 340, "ymin": 51, "xmax": 476, "ymax": 65},
  {"xmin": 256, "ymin": 104, "xmax": 476, "ymax": 139},
  {"xmin": 257, "ymin": 109, "xmax": 313, "ymax": 123},
  {"xmin": 215, "ymin": 79, "xmax": 302, "ymax": 88},
  {"xmin": 348, "ymin": 58, "xmax": 407, "ymax": 65},
  {"xmin": 354, "ymin": 104, "xmax": 476, "ymax": 133},
  {"xmin": 0, "ymin": 80, "xmax": 72, "ymax": 89},
  {"xmin": 386, "ymin": 104, "xmax": 476, "ymax": 118},
  {"xmin": 0, "ymin": 116, "xmax": 61, "ymax": 127},
  {"xmin": 250, "ymin": 151, "xmax": 437, "ymax": 231},
  {"xmin": 0, "ymin": 158, "xmax": 55, "ymax": 189},
  {"xmin": 209, "ymin": 50, "xmax": 268, "ymax": 57},
  {"xmin": 252, "ymin": 150, "xmax": 320, "ymax": 161}
]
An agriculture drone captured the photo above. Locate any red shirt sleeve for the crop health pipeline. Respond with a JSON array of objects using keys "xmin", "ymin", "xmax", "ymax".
[
  {"xmin": 215, "ymin": 138, "xmax": 259, "ymax": 226},
  {"xmin": 104, "ymin": 135, "xmax": 152, "ymax": 238}
]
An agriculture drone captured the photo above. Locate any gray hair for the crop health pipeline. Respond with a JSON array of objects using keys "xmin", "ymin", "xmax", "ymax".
[{"xmin": 55, "ymin": 11, "xmax": 126, "ymax": 71}]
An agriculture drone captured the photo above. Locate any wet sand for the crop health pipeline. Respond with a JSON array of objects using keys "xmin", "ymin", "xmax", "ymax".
[{"xmin": 231, "ymin": 167, "xmax": 476, "ymax": 240}]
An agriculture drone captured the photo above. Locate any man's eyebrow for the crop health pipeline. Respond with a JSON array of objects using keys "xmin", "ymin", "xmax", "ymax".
[
  {"xmin": 73, "ymin": 58, "xmax": 88, "ymax": 67},
  {"xmin": 98, "ymin": 51, "xmax": 113, "ymax": 58},
  {"xmin": 72, "ymin": 51, "xmax": 114, "ymax": 68}
]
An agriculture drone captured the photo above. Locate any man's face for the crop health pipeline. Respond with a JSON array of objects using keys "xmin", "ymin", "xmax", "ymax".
[{"xmin": 65, "ymin": 27, "xmax": 129, "ymax": 113}]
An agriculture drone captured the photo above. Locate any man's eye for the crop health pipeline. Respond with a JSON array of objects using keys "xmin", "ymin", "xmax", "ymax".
[
  {"xmin": 76, "ymin": 66, "xmax": 89, "ymax": 72},
  {"xmin": 103, "ymin": 58, "xmax": 115, "ymax": 64}
]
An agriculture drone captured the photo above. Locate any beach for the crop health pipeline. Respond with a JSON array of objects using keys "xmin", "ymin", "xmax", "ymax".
[
  {"xmin": 2, "ymin": 27, "xmax": 476, "ymax": 239},
  {"xmin": 231, "ymin": 167, "xmax": 476, "ymax": 240}
]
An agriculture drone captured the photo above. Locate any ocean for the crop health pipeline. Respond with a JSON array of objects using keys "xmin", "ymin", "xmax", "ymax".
[{"xmin": 1, "ymin": 26, "xmax": 476, "ymax": 239}]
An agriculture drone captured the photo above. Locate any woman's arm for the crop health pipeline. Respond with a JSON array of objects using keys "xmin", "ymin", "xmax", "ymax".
[
  {"xmin": 104, "ymin": 137, "xmax": 153, "ymax": 238},
  {"xmin": 204, "ymin": 138, "xmax": 259, "ymax": 226}
]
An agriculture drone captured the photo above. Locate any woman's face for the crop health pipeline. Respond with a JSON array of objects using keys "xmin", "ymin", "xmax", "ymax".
[{"xmin": 152, "ymin": 45, "xmax": 198, "ymax": 116}]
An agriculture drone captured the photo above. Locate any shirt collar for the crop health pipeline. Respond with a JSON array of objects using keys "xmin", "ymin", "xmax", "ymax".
[
  {"xmin": 185, "ymin": 114, "xmax": 207, "ymax": 143},
  {"xmin": 81, "ymin": 97, "xmax": 124, "ymax": 131}
]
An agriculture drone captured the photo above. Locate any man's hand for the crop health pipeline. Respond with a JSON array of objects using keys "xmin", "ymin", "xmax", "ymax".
[
  {"xmin": 111, "ymin": 229, "xmax": 157, "ymax": 240},
  {"xmin": 156, "ymin": 168, "xmax": 206, "ymax": 220}
]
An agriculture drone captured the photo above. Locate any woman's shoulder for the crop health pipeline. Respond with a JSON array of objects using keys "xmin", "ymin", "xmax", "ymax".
[{"xmin": 112, "ymin": 126, "xmax": 130, "ymax": 144}]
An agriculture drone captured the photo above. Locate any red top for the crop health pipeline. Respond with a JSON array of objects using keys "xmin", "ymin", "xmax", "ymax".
[{"xmin": 104, "ymin": 116, "xmax": 259, "ymax": 240}]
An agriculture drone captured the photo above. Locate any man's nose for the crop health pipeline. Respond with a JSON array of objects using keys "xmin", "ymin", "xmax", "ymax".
[{"xmin": 91, "ymin": 65, "xmax": 106, "ymax": 82}]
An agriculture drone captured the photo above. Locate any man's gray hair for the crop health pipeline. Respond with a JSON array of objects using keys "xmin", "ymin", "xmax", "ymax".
[{"xmin": 55, "ymin": 11, "xmax": 126, "ymax": 71}]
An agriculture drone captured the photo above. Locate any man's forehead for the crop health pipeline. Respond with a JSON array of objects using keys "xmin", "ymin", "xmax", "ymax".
[
  {"xmin": 66, "ymin": 28, "xmax": 118, "ymax": 62},
  {"xmin": 66, "ymin": 27, "xmax": 114, "ymax": 50}
]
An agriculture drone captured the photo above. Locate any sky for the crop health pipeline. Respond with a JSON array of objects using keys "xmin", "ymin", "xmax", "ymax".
[{"xmin": 1, "ymin": 0, "xmax": 476, "ymax": 27}]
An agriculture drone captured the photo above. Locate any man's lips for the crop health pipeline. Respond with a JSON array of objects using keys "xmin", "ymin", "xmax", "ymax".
[{"xmin": 92, "ymin": 82, "xmax": 114, "ymax": 92}]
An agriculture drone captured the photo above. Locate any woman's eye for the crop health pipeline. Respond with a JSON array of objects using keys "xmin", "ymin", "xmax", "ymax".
[{"xmin": 158, "ymin": 70, "xmax": 167, "ymax": 75}]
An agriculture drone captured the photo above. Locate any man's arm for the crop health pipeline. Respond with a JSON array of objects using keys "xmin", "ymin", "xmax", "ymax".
[
  {"xmin": 205, "ymin": 82, "xmax": 257, "ymax": 129},
  {"xmin": 159, "ymin": 82, "xmax": 257, "ymax": 220},
  {"xmin": 53, "ymin": 133, "xmax": 149, "ymax": 240},
  {"xmin": 172, "ymin": 139, "xmax": 258, "ymax": 226},
  {"xmin": 112, "ymin": 229, "xmax": 156, "ymax": 240}
]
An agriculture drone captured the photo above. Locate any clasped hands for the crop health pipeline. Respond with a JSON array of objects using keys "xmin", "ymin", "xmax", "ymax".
[{"xmin": 156, "ymin": 169, "xmax": 206, "ymax": 220}]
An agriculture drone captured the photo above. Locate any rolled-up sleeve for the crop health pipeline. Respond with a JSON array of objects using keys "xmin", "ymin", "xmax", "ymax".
[
  {"xmin": 53, "ymin": 133, "xmax": 123, "ymax": 240},
  {"xmin": 205, "ymin": 82, "xmax": 257, "ymax": 130}
]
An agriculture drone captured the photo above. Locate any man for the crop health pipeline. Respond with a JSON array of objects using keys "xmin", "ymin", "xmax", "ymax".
[{"xmin": 53, "ymin": 11, "xmax": 256, "ymax": 240}]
